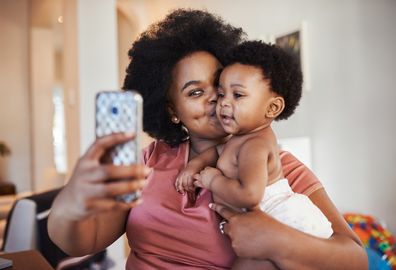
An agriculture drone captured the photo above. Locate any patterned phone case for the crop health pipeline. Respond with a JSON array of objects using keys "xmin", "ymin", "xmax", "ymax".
[{"xmin": 95, "ymin": 91, "xmax": 143, "ymax": 202}]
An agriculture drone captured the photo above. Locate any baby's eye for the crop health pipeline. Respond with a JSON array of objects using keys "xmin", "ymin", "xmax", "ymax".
[
  {"xmin": 217, "ymin": 92, "xmax": 225, "ymax": 98},
  {"xmin": 233, "ymin": 92, "xmax": 243, "ymax": 98},
  {"xmin": 188, "ymin": 89, "xmax": 204, "ymax": 97}
]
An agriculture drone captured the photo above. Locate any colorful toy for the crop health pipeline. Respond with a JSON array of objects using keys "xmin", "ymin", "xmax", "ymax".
[{"xmin": 344, "ymin": 213, "xmax": 396, "ymax": 270}]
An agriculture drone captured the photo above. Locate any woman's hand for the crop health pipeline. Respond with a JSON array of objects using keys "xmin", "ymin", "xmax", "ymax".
[
  {"xmin": 209, "ymin": 203, "xmax": 277, "ymax": 259},
  {"xmin": 210, "ymin": 190, "xmax": 368, "ymax": 270},
  {"xmin": 48, "ymin": 133, "xmax": 151, "ymax": 256},
  {"xmin": 62, "ymin": 133, "xmax": 150, "ymax": 220}
]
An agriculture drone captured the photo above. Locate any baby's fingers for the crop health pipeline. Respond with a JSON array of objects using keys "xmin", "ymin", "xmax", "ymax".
[
  {"xmin": 175, "ymin": 177, "xmax": 180, "ymax": 191},
  {"xmin": 193, "ymin": 180, "xmax": 204, "ymax": 188},
  {"xmin": 186, "ymin": 176, "xmax": 196, "ymax": 192},
  {"xmin": 193, "ymin": 174, "xmax": 201, "ymax": 181},
  {"xmin": 175, "ymin": 176, "xmax": 185, "ymax": 195}
]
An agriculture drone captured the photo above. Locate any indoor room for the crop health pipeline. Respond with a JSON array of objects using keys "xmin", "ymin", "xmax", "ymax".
[{"xmin": 0, "ymin": 0, "xmax": 395, "ymax": 269}]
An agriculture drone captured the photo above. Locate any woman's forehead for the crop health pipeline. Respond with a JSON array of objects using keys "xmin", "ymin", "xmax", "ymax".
[{"xmin": 172, "ymin": 51, "xmax": 222, "ymax": 86}]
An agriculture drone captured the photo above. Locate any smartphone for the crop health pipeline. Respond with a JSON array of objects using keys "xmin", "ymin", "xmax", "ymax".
[{"xmin": 95, "ymin": 90, "xmax": 143, "ymax": 202}]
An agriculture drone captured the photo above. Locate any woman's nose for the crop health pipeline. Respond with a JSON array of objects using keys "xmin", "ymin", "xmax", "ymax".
[{"xmin": 208, "ymin": 89, "xmax": 218, "ymax": 104}]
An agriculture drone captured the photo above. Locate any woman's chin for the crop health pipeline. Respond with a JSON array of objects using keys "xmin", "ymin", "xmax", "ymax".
[
  {"xmin": 210, "ymin": 124, "xmax": 227, "ymax": 135},
  {"xmin": 207, "ymin": 124, "xmax": 228, "ymax": 139}
]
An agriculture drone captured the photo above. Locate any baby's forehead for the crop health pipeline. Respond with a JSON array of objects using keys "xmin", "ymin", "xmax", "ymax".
[
  {"xmin": 220, "ymin": 63, "xmax": 265, "ymax": 80},
  {"xmin": 222, "ymin": 62, "xmax": 263, "ymax": 73}
]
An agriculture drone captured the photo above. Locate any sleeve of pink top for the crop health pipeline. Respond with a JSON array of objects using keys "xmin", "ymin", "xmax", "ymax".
[
  {"xmin": 142, "ymin": 140, "xmax": 156, "ymax": 165},
  {"xmin": 280, "ymin": 150, "xmax": 323, "ymax": 196}
]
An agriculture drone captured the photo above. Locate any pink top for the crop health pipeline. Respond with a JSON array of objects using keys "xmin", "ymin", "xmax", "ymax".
[
  {"xmin": 126, "ymin": 141, "xmax": 323, "ymax": 269},
  {"xmin": 279, "ymin": 151, "xmax": 323, "ymax": 196}
]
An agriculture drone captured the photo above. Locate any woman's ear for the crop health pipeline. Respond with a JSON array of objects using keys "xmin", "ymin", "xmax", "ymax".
[
  {"xmin": 266, "ymin": 97, "xmax": 285, "ymax": 119},
  {"xmin": 167, "ymin": 102, "xmax": 180, "ymax": 124}
]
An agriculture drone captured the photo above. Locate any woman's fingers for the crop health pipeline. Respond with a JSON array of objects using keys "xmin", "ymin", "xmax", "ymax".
[
  {"xmin": 209, "ymin": 203, "xmax": 239, "ymax": 236},
  {"xmin": 77, "ymin": 179, "xmax": 145, "ymax": 216},
  {"xmin": 209, "ymin": 203, "xmax": 237, "ymax": 221},
  {"xmin": 62, "ymin": 134, "xmax": 151, "ymax": 219},
  {"xmin": 84, "ymin": 132, "xmax": 135, "ymax": 160},
  {"xmin": 96, "ymin": 179, "xmax": 146, "ymax": 197},
  {"xmin": 93, "ymin": 164, "xmax": 150, "ymax": 183},
  {"xmin": 85, "ymin": 197, "xmax": 143, "ymax": 213}
]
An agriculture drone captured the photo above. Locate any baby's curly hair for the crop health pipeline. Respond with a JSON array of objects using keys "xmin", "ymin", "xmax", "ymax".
[
  {"xmin": 223, "ymin": 40, "xmax": 303, "ymax": 120},
  {"xmin": 123, "ymin": 9, "xmax": 245, "ymax": 147}
]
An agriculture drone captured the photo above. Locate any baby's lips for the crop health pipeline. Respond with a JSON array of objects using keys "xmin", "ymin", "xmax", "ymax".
[{"xmin": 219, "ymin": 109, "xmax": 233, "ymax": 119}]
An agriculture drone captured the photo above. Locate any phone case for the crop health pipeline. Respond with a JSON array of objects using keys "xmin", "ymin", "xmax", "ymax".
[{"xmin": 95, "ymin": 90, "xmax": 143, "ymax": 202}]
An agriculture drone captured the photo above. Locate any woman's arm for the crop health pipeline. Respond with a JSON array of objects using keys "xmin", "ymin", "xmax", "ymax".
[
  {"xmin": 48, "ymin": 133, "xmax": 149, "ymax": 256},
  {"xmin": 209, "ymin": 148, "xmax": 368, "ymax": 270},
  {"xmin": 271, "ymin": 188, "xmax": 367, "ymax": 270},
  {"xmin": 211, "ymin": 193, "xmax": 367, "ymax": 270},
  {"xmin": 49, "ymin": 190, "xmax": 130, "ymax": 256}
]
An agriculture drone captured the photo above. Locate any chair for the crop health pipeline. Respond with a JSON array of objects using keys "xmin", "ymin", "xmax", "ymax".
[{"xmin": 1, "ymin": 188, "xmax": 108, "ymax": 269}]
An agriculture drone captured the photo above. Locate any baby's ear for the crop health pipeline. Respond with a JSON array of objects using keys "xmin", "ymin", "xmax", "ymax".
[{"xmin": 266, "ymin": 97, "xmax": 285, "ymax": 119}]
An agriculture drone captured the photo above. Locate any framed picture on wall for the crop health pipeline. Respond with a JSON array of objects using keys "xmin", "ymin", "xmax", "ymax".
[{"xmin": 270, "ymin": 22, "xmax": 310, "ymax": 91}]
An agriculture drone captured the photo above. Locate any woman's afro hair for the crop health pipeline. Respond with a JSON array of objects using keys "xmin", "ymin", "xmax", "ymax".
[
  {"xmin": 223, "ymin": 40, "xmax": 303, "ymax": 120},
  {"xmin": 123, "ymin": 9, "xmax": 245, "ymax": 147}
]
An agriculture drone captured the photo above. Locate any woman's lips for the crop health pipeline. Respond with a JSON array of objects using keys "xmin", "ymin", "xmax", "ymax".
[{"xmin": 208, "ymin": 109, "xmax": 222, "ymax": 126}]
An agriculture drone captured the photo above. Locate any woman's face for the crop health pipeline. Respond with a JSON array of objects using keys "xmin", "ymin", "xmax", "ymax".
[{"xmin": 168, "ymin": 51, "xmax": 227, "ymax": 142}]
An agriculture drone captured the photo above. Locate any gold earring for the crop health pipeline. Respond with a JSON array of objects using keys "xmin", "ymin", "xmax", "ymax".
[
  {"xmin": 181, "ymin": 125, "xmax": 190, "ymax": 141},
  {"xmin": 171, "ymin": 115, "xmax": 180, "ymax": 124}
]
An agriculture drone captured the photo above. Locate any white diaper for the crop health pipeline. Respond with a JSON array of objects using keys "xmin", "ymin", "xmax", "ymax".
[{"xmin": 259, "ymin": 179, "xmax": 333, "ymax": 238}]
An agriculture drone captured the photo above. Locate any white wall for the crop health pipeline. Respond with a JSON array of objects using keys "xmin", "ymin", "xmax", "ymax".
[
  {"xmin": 30, "ymin": 28, "xmax": 63, "ymax": 191},
  {"xmin": 77, "ymin": 0, "xmax": 120, "ymax": 153},
  {"xmin": 62, "ymin": 0, "xmax": 81, "ymax": 181},
  {"xmin": 121, "ymin": 0, "xmax": 396, "ymax": 232},
  {"xmin": 0, "ymin": 0, "xmax": 68, "ymax": 193},
  {"xmin": 0, "ymin": 0, "xmax": 32, "ymax": 192},
  {"xmin": 77, "ymin": 0, "xmax": 126, "ymax": 268}
]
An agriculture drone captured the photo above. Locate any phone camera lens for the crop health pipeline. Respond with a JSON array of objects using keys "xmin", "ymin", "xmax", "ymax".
[{"xmin": 111, "ymin": 106, "xmax": 118, "ymax": 115}]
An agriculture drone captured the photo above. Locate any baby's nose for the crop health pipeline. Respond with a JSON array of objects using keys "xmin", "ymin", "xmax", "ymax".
[{"xmin": 220, "ymin": 97, "xmax": 231, "ymax": 107}]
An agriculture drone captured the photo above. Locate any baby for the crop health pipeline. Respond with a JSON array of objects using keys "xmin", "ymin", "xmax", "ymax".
[{"xmin": 175, "ymin": 41, "xmax": 333, "ymax": 267}]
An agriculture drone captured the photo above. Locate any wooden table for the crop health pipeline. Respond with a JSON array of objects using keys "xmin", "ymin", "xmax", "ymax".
[{"xmin": 0, "ymin": 250, "xmax": 54, "ymax": 270}]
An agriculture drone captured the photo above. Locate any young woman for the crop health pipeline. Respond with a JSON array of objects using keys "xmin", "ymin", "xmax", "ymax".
[{"xmin": 48, "ymin": 9, "xmax": 367, "ymax": 269}]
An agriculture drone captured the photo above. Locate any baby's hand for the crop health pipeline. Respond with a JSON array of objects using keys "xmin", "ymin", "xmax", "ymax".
[
  {"xmin": 175, "ymin": 167, "xmax": 199, "ymax": 195},
  {"xmin": 194, "ymin": 167, "xmax": 222, "ymax": 190}
]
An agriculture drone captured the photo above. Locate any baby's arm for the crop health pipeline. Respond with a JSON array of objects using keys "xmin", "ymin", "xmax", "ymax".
[
  {"xmin": 197, "ymin": 138, "xmax": 269, "ymax": 209},
  {"xmin": 175, "ymin": 146, "xmax": 218, "ymax": 194}
]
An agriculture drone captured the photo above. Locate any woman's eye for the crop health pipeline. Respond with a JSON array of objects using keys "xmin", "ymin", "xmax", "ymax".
[
  {"xmin": 217, "ymin": 92, "xmax": 225, "ymax": 98},
  {"xmin": 188, "ymin": 89, "xmax": 203, "ymax": 97}
]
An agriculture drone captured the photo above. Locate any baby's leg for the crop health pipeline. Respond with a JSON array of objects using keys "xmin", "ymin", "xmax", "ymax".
[{"xmin": 232, "ymin": 258, "xmax": 279, "ymax": 270}]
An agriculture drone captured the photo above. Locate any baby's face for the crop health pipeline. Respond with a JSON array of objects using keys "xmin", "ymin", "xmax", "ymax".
[{"xmin": 216, "ymin": 63, "xmax": 276, "ymax": 135}]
